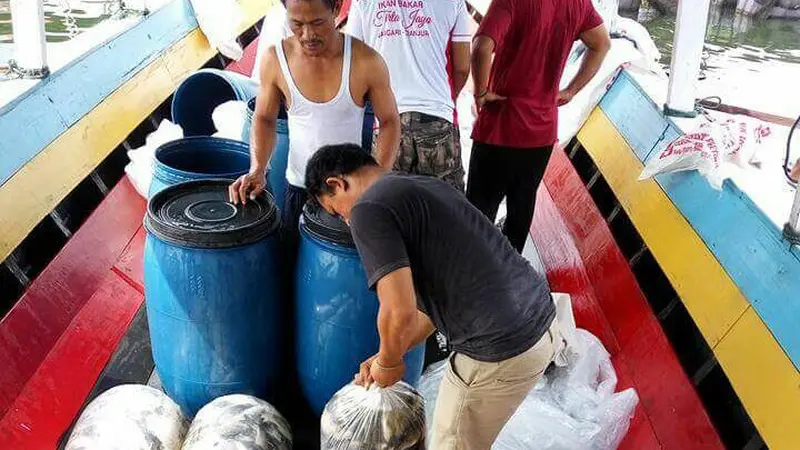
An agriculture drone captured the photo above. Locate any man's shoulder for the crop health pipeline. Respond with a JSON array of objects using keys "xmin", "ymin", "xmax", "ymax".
[{"xmin": 350, "ymin": 36, "xmax": 381, "ymax": 61}]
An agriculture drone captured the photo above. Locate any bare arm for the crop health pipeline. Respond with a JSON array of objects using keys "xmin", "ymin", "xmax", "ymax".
[
  {"xmin": 559, "ymin": 24, "xmax": 611, "ymax": 104},
  {"xmin": 251, "ymin": 46, "xmax": 283, "ymax": 176},
  {"xmin": 471, "ymin": 35, "xmax": 494, "ymax": 99},
  {"xmin": 229, "ymin": 46, "xmax": 283, "ymax": 205},
  {"xmin": 409, "ymin": 310, "xmax": 436, "ymax": 348},
  {"xmin": 450, "ymin": 41, "xmax": 471, "ymax": 97},
  {"xmin": 366, "ymin": 52, "xmax": 401, "ymax": 168},
  {"xmin": 375, "ymin": 267, "xmax": 420, "ymax": 367}
]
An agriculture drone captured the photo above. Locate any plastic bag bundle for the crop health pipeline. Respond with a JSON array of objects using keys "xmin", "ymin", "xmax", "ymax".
[
  {"xmin": 639, "ymin": 118, "xmax": 772, "ymax": 189},
  {"xmin": 65, "ymin": 385, "xmax": 188, "ymax": 450},
  {"xmin": 419, "ymin": 330, "xmax": 639, "ymax": 450},
  {"xmin": 189, "ymin": 0, "xmax": 244, "ymax": 61},
  {"xmin": 321, "ymin": 382, "xmax": 425, "ymax": 450},
  {"xmin": 124, "ymin": 119, "xmax": 183, "ymax": 197},
  {"xmin": 182, "ymin": 394, "xmax": 292, "ymax": 450},
  {"xmin": 211, "ymin": 100, "xmax": 250, "ymax": 142}
]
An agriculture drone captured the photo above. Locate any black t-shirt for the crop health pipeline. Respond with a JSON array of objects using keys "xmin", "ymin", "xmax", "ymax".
[{"xmin": 349, "ymin": 173, "xmax": 555, "ymax": 362}]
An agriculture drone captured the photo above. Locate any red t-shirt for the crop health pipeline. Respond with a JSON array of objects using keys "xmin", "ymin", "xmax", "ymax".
[{"xmin": 472, "ymin": 0, "xmax": 603, "ymax": 148}]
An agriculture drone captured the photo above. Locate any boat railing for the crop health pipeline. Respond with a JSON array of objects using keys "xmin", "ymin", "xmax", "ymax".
[
  {"xmin": 6, "ymin": 0, "xmax": 48, "ymax": 79},
  {"xmin": 3, "ymin": 0, "xmax": 152, "ymax": 80}
]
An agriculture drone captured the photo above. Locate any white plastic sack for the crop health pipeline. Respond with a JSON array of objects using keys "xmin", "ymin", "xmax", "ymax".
[
  {"xmin": 591, "ymin": 0, "xmax": 619, "ymax": 33},
  {"xmin": 639, "ymin": 118, "xmax": 772, "ymax": 189},
  {"xmin": 182, "ymin": 394, "xmax": 292, "ymax": 450},
  {"xmin": 65, "ymin": 385, "xmax": 188, "ymax": 450},
  {"xmin": 419, "ymin": 330, "xmax": 639, "ymax": 450},
  {"xmin": 124, "ymin": 119, "xmax": 183, "ymax": 197},
  {"xmin": 558, "ymin": 21, "xmax": 665, "ymax": 146},
  {"xmin": 212, "ymin": 100, "xmax": 250, "ymax": 141},
  {"xmin": 190, "ymin": 0, "xmax": 245, "ymax": 61},
  {"xmin": 321, "ymin": 382, "xmax": 426, "ymax": 449}
]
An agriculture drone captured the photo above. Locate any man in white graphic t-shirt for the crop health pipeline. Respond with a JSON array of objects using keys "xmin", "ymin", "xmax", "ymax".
[{"xmin": 347, "ymin": 0, "xmax": 472, "ymax": 191}]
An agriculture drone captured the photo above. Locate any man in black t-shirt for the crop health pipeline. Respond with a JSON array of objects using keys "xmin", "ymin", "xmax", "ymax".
[{"xmin": 305, "ymin": 143, "xmax": 559, "ymax": 449}]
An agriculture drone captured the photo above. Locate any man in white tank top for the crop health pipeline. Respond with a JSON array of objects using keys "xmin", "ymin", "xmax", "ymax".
[
  {"xmin": 346, "ymin": 0, "xmax": 472, "ymax": 191},
  {"xmin": 229, "ymin": 0, "xmax": 401, "ymax": 248}
]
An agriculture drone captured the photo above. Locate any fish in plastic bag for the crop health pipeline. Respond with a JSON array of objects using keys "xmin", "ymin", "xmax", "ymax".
[
  {"xmin": 182, "ymin": 394, "xmax": 292, "ymax": 450},
  {"xmin": 65, "ymin": 384, "xmax": 188, "ymax": 450},
  {"xmin": 321, "ymin": 381, "xmax": 425, "ymax": 450}
]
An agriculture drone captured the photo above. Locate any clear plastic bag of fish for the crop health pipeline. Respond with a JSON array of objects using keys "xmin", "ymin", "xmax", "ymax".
[
  {"xmin": 321, "ymin": 381, "xmax": 426, "ymax": 450},
  {"xmin": 420, "ymin": 329, "xmax": 638, "ymax": 450},
  {"xmin": 65, "ymin": 384, "xmax": 188, "ymax": 450},
  {"xmin": 182, "ymin": 394, "xmax": 292, "ymax": 450}
]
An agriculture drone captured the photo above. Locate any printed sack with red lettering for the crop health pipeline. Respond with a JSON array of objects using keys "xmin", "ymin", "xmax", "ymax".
[{"xmin": 639, "ymin": 125, "xmax": 725, "ymax": 189}]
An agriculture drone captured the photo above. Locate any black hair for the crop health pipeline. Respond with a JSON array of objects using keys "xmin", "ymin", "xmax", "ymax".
[
  {"xmin": 305, "ymin": 143, "xmax": 378, "ymax": 198},
  {"xmin": 281, "ymin": 0, "xmax": 337, "ymax": 11}
]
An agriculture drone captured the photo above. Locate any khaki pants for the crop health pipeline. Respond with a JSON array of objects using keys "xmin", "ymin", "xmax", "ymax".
[{"xmin": 430, "ymin": 320, "xmax": 558, "ymax": 449}]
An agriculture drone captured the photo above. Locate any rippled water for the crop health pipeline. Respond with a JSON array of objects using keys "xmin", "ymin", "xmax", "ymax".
[
  {"xmin": 625, "ymin": 1, "xmax": 800, "ymax": 119},
  {"xmin": 0, "ymin": 0, "xmax": 119, "ymax": 44}
]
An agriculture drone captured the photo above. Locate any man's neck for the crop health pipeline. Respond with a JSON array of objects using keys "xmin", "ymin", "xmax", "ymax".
[{"xmin": 353, "ymin": 166, "xmax": 388, "ymax": 198}]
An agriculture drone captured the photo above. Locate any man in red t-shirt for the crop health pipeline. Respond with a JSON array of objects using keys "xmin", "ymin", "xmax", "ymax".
[{"xmin": 466, "ymin": 0, "xmax": 610, "ymax": 253}]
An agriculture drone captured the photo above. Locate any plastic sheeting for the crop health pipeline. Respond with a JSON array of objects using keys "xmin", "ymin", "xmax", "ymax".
[
  {"xmin": 321, "ymin": 382, "xmax": 426, "ymax": 450},
  {"xmin": 124, "ymin": 119, "xmax": 183, "ymax": 197},
  {"xmin": 182, "ymin": 394, "xmax": 292, "ymax": 450},
  {"xmin": 211, "ymin": 100, "xmax": 250, "ymax": 142},
  {"xmin": 189, "ymin": 0, "xmax": 245, "ymax": 60},
  {"xmin": 252, "ymin": 3, "xmax": 293, "ymax": 81},
  {"xmin": 420, "ymin": 330, "xmax": 639, "ymax": 450},
  {"xmin": 557, "ymin": 16, "xmax": 664, "ymax": 146},
  {"xmin": 65, "ymin": 385, "xmax": 188, "ymax": 450}
]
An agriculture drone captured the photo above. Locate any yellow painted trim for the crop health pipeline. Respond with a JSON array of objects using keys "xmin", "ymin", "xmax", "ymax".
[
  {"xmin": 578, "ymin": 108, "xmax": 800, "ymax": 449},
  {"xmin": 0, "ymin": 0, "xmax": 272, "ymax": 263},
  {"xmin": 578, "ymin": 109, "xmax": 748, "ymax": 346},
  {"xmin": 717, "ymin": 308, "xmax": 800, "ymax": 448}
]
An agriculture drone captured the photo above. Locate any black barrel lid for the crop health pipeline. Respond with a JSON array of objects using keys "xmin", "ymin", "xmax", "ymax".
[
  {"xmin": 301, "ymin": 200, "xmax": 354, "ymax": 247},
  {"xmin": 145, "ymin": 179, "xmax": 279, "ymax": 249}
]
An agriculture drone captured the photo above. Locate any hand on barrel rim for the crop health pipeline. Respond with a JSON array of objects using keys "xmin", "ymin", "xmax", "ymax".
[
  {"xmin": 229, "ymin": 170, "xmax": 266, "ymax": 205},
  {"xmin": 355, "ymin": 353, "xmax": 405, "ymax": 389}
]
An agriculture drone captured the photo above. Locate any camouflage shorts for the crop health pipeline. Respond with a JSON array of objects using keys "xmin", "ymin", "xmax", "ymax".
[{"xmin": 373, "ymin": 112, "xmax": 465, "ymax": 192}]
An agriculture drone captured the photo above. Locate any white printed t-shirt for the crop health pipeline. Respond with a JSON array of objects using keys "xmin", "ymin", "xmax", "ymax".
[{"xmin": 347, "ymin": 0, "xmax": 472, "ymax": 123}]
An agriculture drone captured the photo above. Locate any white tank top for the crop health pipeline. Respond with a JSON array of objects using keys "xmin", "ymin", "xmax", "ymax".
[{"xmin": 276, "ymin": 35, "xmax": 365, "ymax": 188}]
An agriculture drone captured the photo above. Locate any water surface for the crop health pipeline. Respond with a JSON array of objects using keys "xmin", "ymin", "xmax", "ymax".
[{"xmin": 625, "ymin": 1, "xmax": 800, "ymax": 119}]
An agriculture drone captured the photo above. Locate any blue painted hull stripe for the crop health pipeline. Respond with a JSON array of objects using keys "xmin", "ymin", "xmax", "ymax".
[
  {"xmin": 599, "ymin": 70, "xmax": 800, "ymax": 371},
  {"xmin": 0, "ymin": 0, "xmax": 199, "ymax": 186}
]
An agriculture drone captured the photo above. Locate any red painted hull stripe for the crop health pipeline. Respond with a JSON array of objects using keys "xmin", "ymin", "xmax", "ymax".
[{"xmin": 531, "ymin": 147, "xmax": 724, "ymax": 449}]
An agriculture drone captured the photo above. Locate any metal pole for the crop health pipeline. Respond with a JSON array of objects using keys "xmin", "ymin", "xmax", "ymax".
[
  {"xmin": 9, "ymin": 0, "xmax": 49, "ymax": 78},
  {"xmin": 785, "ymin": 186, "xmax": 800, "ymax": 246},
  {"xmin": 664, "ymin": 0, "xmax": 712, "ymax": 118}
]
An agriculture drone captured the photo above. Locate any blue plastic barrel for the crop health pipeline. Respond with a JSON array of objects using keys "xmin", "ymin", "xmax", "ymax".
[
  {"xmin": 172, "ymin": 69, "xmax": 259, "ymax": 136},
  {"xmin": 149, "ymin": 137, "xmax": 251, "ymax": 197},
  {"xmin": 144, "ymin": 180, "xmax": 283, "ymax": 417},
  {"xmin": 242, "ymin": 98, "xmax": 290, "ymax": 212},
  {"xmin": 295, "ymin": 202, "xmax": 425, "ymax": 415}
]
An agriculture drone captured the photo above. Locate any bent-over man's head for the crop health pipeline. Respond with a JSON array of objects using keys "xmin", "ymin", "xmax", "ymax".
[
  {"xmin": 306, "ymin": 143, "xmax": 380, "ymax": 222},
  {"xmin": 282, "ymin": 0, "xmax": 341, "ymax": 57}
]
